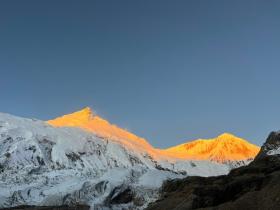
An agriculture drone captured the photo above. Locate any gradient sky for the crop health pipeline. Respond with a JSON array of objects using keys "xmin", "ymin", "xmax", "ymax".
[{"xmin": 1, "ymin": 0, "xmax": 280, "ymax": 147}]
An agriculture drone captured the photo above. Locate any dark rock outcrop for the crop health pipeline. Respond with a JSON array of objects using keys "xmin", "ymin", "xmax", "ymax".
[{"xmin": 146, "ymin": 132, "xmax": 280, "ymax": 210}]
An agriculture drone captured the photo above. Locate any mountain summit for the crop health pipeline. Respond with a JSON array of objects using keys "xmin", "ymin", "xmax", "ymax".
[
  {"xmin": 165, "ymin": 133, "xmax": 260, "ymax": 163},
  {"xmin": 48, "ymin": 107, "xmax": 151, "ymax": 148},
  {"xmin": 48, "ymin": 107, "xmax": 95, "ymax": 125}
]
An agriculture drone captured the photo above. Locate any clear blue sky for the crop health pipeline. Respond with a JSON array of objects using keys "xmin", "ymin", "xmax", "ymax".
[{"xmin": 1, "ymin": 0, "xmax": 280, "ymax": 147}]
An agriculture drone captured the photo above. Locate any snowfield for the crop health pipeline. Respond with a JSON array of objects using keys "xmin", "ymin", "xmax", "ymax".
[{"xmin": 0, "ymin": 113, "xmax": 230, "ymax": 209}]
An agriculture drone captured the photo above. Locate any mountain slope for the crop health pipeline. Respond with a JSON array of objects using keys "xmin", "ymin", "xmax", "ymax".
[
  {"xmin": 0, "ymin": 112, "xmax": 228, "ymax": 210},
  {"xmin": 146, "ymin": 131, "xmax": 280, "ymax": 210},
  {"xmin": 165, "ymin": 133, "xmax": 260, "ymax": 163}
]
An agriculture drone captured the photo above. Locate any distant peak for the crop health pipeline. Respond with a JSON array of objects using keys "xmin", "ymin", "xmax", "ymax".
[{"xmin": 165, "ymin": 132, "xmax": 260, "ymax": 163}]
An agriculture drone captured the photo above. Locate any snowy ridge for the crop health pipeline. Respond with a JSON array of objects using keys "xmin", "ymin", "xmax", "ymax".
[{"xmin": 0, "ymin": 112, "xmax": 229, "ymax": 209}]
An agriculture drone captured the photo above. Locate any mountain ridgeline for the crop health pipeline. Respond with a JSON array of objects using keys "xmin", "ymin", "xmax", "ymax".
[{"xmin": 48, "ymin": 107, "xmax": 260, "ymax": 165}]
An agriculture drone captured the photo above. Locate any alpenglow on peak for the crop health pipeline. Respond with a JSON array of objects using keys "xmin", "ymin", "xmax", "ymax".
[
  {"xmin": 47, "ymin": 107, "xmax": 152, "ymax": 148},
  {"xmin": 47, "ymin": 107, "xmax": 260, "ymax": 164},
  {"xmin": 165, "ymin": 133, "xmax": 260, "ymax": 163}
]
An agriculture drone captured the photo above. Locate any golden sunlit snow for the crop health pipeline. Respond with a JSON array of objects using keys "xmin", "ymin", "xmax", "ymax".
[
  {"xmin": 48, "ymin": 107, "xmax": 260, "ymax": 163},
  {"xmin": 165, "ymin": 133, "xmax": 260, "ymax": 162}
]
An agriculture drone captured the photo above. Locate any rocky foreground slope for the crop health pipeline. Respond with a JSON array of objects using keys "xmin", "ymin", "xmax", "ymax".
[{"xmin": 146, "ymin": 131, "xmax": 280, "ymax": 210}]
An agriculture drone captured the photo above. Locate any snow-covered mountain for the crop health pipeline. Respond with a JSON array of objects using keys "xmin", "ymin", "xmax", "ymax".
[
  {"xmin": 0, "ymin": 108, "xmax": 259, "ymax": 209},
  {"xmin": 165, "ymin": 133, "xmax": 260, "ymax": 168}
]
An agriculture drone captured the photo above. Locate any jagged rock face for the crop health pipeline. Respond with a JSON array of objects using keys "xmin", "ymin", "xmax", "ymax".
[{"xmin": 146, "ymin": 131, "xmax": 280, "ymax": 210}]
